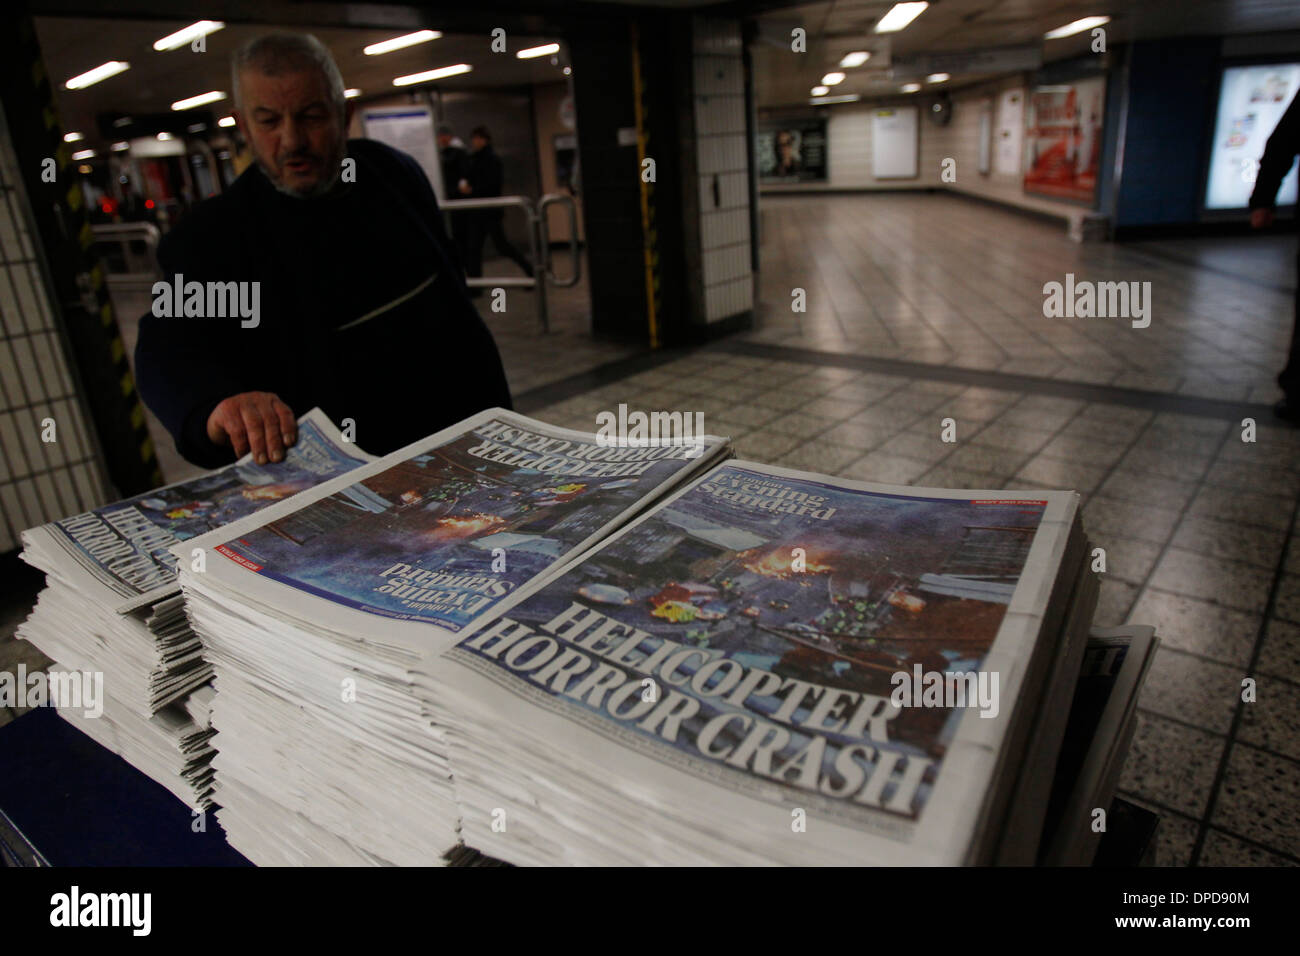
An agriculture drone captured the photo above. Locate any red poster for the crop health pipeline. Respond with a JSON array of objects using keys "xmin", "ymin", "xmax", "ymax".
[{"xmin": 1024, "ymin": 77, "xmax": 1106, "ymax": 203}]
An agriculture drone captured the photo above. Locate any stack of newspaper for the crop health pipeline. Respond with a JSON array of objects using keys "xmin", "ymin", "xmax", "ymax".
[
  {"xmin": 1038, "ymin": 625, "xmax": 1157, "ymax": 865},
  {"xmin": 175, "ymin": 408, "xmax": 730, "ymax": 865},
  {"xmin": 15, "ymin": 410, "xmax": 370, "ymax": 810},
  {"xmin": 410, "ymin": 461, "xmax": 1101, "ymax": 865}
]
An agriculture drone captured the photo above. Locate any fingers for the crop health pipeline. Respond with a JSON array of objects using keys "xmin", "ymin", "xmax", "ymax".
[
  {"xmin": 240, "ymin": 400, "xmax": 269, "ymax": 465},
  {"xmin": 273, "ymin": 398, "xmax": 298, "ymax": 450},
  {"xmin": 221, "ymin": 403, "xmax": 250, "ymax": 459},
  {"xmin": 208, "ymin": 392, "xmax": 297, "ymax": 464}
]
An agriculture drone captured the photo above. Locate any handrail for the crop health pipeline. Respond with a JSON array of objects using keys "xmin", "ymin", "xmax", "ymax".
[{"xmin": 538, "ymin": 193, "xmax": 581, "ymax": 289}]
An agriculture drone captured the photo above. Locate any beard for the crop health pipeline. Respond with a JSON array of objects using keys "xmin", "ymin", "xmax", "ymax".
[{"xmin": 256, "ymin": 140, "xmax": 347, "ymax": 199}]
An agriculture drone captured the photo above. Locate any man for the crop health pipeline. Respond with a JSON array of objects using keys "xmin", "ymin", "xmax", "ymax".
[
  {"xmin": 135, "ymin": 33, "xmax": 511, "ymax": 467},
  {"xmin": 436, "ymin": 124, "xmax": 469, "ymax": 266},
  {"xmin": 1249, "ymin": 90, "xmax": 1300, "ymax": 424},
  {"xmin": 460, "ymin": 126, "xmax": 534, "ymax": 282}
]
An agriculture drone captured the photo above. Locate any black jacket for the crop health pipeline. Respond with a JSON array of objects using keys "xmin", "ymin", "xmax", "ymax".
[
  {"xmin": 1250, "ymin": 92, "xmax": 1300, "ymax": 211},
  {"xmin": 135, "ymin": 138, "xmax": 511, "ymax": 468}
]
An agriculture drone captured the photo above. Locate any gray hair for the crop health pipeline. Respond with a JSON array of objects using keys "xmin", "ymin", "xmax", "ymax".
[{"xmin": 231, "ymin": 33, "xmax": 346, "ymax": 115}]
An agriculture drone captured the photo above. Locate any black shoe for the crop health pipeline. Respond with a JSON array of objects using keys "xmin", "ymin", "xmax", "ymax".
[{"xmin": 1273, "ymin": 398, "xmax": 1300, "ymax": 425}]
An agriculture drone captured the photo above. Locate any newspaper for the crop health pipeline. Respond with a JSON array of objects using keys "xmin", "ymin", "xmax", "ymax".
[
  {"xmin": 1039, "ymin": 625, "xmax": 1157, "ymax": 865},
  {"xmin": 180, "ymin": 407, "xmax": 731, "ymax": 656},
  {"xmin": 21, "ymin": 408, "xmax": 372, "ymax": 614},
  {"xmin": 173, "ymin": 408, "xmax": 731, "ymax": 865},
  {"xmin": 413, "ymin": 460, "xmax": 1082, "ymax": 866}
]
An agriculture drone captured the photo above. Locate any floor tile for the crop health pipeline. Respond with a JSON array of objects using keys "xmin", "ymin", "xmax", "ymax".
[
  {"xmin": 1127, "ymin": 589, "xmax": 1261, "ymax": 668},
  {"xmin": 1147, "ymin": 548, "xmax": 1273, "ymax": 614},
  {"xmin": 1136, "ymin": 647, "xmax": 1240, "ymax": 735},
  {"xmin": 1118, "ymin": 711, "xmax": 1227, "ymax": 818},
  {"xmin": 1198, "ymin": 829, "xmax": 1298, "ymax": 866},
  {"xmin": 1211, "ymin": 742, "xmax": 1300, "ymax": 859}
]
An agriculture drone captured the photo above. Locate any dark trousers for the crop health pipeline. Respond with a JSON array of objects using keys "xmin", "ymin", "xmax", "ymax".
[
  {"xmin": 463, "ymin": 211, "xmax": 533, "ymax": 279},
  {"xmin": 1284, "ymin": 259, "xmax": 1300, "ymax": 401}
]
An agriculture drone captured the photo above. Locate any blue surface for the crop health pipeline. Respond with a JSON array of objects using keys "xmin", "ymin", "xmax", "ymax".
[{"xmin": 0, "ymin": 707, "xmax": 249, "ymax": 866}]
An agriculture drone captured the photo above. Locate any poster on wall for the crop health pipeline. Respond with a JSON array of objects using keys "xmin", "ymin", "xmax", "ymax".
[
  {"xmin": 755, "ymin": 120, "xmax": 828, "ymax": 183},
  {"xmin": 363, "ymin": 106, "xmax": 445, "ymax": 200},
  {"xmin": 977, "ymin": 98, "xmax": 993, "ymax": 175},
  {"xmin": 994, "ymin": 89, "xmax": 1024, "ymax": 175},
  {"xmin": 1023, "ymin": 77, "xmax": 1106, "ymax": 203},
  {"xmin": 1204, "ymin": 63, "xmax": 1300, "ymax": 210},
  {"xmin": 871, "ymin": 106, "xmax": 919, "ymax": 179}
]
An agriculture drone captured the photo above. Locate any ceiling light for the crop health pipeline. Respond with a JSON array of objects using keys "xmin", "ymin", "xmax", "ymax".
[
  {"xmin": 112, "ymin": 117, "xmax": 132, "ymax": 128},
  {"xmin": 839, "ymin": 51, "xmax": 870, "ymax": 68},
  {"xmin": 153, "ymin": 21, "xmax": 225, "ymax": 52},
  {"xmin": 218, "ymin": 116, "xmax": 236, "ymax": 128},
  {"xmin": 65, "ymin": 61, "xmax": 130, "ymax": 90},
  {"xmin": 901, "ymin": 82, "xmax": 922, "ymax": 93},
  {"xmin": 63, "ymin": 132, "xmax": 84, "ymax": 142},
  {"xmin": 171, "ymin": 91, "xmax": 226, "ymax": 111},
  {"xmin": 393, "ymin": 64, "xmax": 472, "ymax": 86},
  {"xmin": 927, "ymin": 73, "xmax": 950, "ymax": 83},
  {"xmin": 111, "ymin": 141, "xmax": 129, "ymax": 151},
  {"xmin": 71, "ymin": 149, "xmax": 95, "ymax": 160},
  {"xmin": 562, "ymin": 66, "xmax": 571, "ymax": 75},
  {"xmin": 78, "ymin": 164, "xmax": 92, "ymax": 174},
  {"xmin": 156, "ymin": 132, "xmax": 173, "ymax": 141},
  {"xmin": 811, "ymin": 85, "xmax": 830, "ymax": 96},
  {"xmin": 875, "ymin": 2, "xmax": 929, "ymax": 33},
  {"xmin": 822, "ymin": 72, "xmax": 846, "ymax": 86},
  {"xmin": 810, "ymin": 94, "xmax": 861, "ymax": 105},
  {"xmin": 517, "ymin": 43, "xmax": 561, "ymax": 59},
  {"xmin": 363, "ymin": 30, "xmax": 440, "ymax": 56},
  {"xmin": 1045, "ymin": 16, "xmax": 1110, "ymax": 39},
  {"xmin": 344, "ymin": 88, "xmax": 362, "ymax": 98}
]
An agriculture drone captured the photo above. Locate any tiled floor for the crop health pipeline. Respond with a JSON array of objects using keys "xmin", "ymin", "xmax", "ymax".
[
  {"xmin": 522, "ymin": 194, "xmax": 1300, "ymax": 867},
  {"xmin": 5, "ymin": 192, "xmax": 1297, "ymax": 865}
]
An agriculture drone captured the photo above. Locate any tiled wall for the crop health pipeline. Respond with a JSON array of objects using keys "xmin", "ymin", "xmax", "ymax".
[
  {"xmin": 693, "ymin": 17, "xmax": 753, "ymax": 323},
  {"xmin": 773, "ymin": 75, "xmax": 1092, "ymax": 224},
  {"xmin": 0, "ymin": 105, "xmax": 107, "ymax": 552}
]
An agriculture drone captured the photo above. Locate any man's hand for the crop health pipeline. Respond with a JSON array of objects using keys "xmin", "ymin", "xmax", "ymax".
[
  {"xmin": 206, "ymin": 392, "xmax": 297, "ymax": 464},
  {"xmin": 458, "ymin": 179, "xmax": 471, "ymax": 195},
  {"xmin": 1251, "ymin": 207, "xmax": 1275, "ymax": 229}
]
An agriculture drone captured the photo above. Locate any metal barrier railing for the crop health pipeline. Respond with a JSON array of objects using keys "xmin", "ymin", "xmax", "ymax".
[
  {"xmin": 441, "ymin": 193, "xmax": 581, "ymax": 333},
  {"xmin": 92, "ymin": 197, "xmax": 581, "ymax": 333},
  {"xmin": 90, "ymin": 222, "xmax": 162, "ymax": 291}
]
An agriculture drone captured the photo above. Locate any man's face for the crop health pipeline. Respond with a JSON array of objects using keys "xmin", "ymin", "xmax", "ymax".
[
  {"xmin": 471, "ymin": 134, "xmax": 487, "ymax": 152},
  {"xmin": 236, "ymin": 68, "xmax": 349, "ymax": 198},
  {"xmin": 437, "ymin": 133, "xmax": 451, "ymax": 149}
]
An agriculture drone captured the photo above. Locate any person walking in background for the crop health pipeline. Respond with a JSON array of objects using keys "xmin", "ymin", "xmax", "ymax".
[
  {"xmin": 460, "ymin": 126, "xmax": 534, "ymax": 287},
  {"xmin": 437, "ymin": 125, "xmax": 470, "ymax": 271},
  {"xmin": 1250, "ymin": 90, "xmax": 1300, "ymax": 424}
]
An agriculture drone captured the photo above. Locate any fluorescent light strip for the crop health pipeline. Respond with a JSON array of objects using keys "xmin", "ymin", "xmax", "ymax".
[
  {"xmin": 810, "ymin": 94, "xmax": 860, "ymax": 105},
  {"xmin": 63, "ymin": 132, "xmax": 84, "ymax": 142},
  {"xmin": 364, "ymin": 30, "xmax": 440, "ymax": 56},
  {"xmin": 218, "ymin": 116, "xmax": 236, "ymax": 128},
  {"xmin": 811, "ymin": 85, "xmax": 830, "ymax": 96},
  {"xmin": 840, "ymin": 51, "xmax": 870, "ymax": 67},
  {"xmin": 344, "ymin": 88, "xmax": 362, "ymax": 98},
  {"xmin": 393, "ymin": 63, "xmax": 472, "ymax": 86},
  {"xmin": 822, "ymin": 71, "xmax": 846, "ymax": 85},
  {"xmin": 875, "ymin": 2, "xmax": 929, "ymax": 34},
  {"xmin": 517, "ymin": 43, "xmax": 560, "ymax": 59},
  {"xmin": 153, "ymin": 20, "xmax": 224, "ymax": 52},
  {"xmin": 65, "ymin": 61, "xmax": 130, "ymax": 90},
  {"xmin": 171, "ymin": 90, "xmax": 226, "ymax": 111},
  {"xmin": 1045, "ymin": 16, "xmax": 1110, "ymax": 39},
  {"xmin": 927, "ymin": 73, "xmax": 949, "ymax": 83},
  {"xmin": 111, "ymin": 141, "xmax": 130, "ymax": 151},
  {"xmin": 71, "ymin": 149, "xmax": 95, "ymax": 160},
  {"xmin": 901, "ymin": 83, "xmax": 922, "ymax": 93}
]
